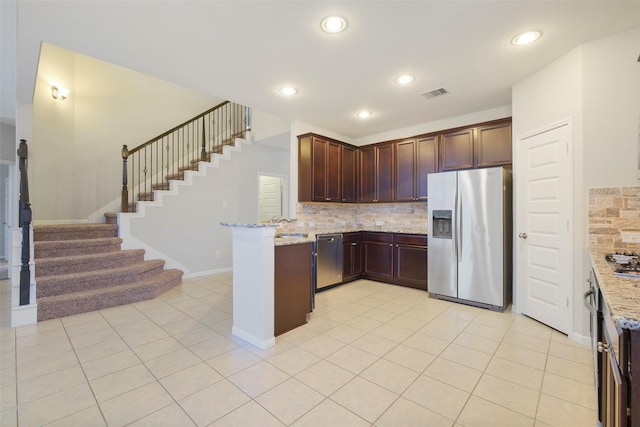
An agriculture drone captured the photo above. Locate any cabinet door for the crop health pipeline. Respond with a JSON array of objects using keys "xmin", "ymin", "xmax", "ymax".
[
  {"xmin": 395, "ymin": 139, "xmax": 416, "ymax": 202},
  {"xmin": 416, "ymin": 136, "xmax": 438, "ymax": 199},
  {"xmin": 359, "ymin": 146, "xmax": 377, "ymax": 202},
  {"xmin": 326, "ymin": 141, "xmax": 342, "ymax": 201},
  {"xmin": 440, "ymin": 128, "xmax": 474, "ymax": 171},
  {"xmin": 394, "ymin": 234, "xmax": 427, "ymax": 290},
  {"xmin": 476, "ymin": 121, "xmax": 512, "ymax": 168},
  {"xmin": 377, "ymin": 144, "xmax": 395, "ymax": 202},
  {"xmin": 341, "ymin": 145, "xmax": 358, "ymax": 203},
  {"xmin": 363, "ymin": 233, "xmax": 394, "ymax": 279},
  {"xmin": 600, "ymin": 325, "xmax": 629, "ymax": 427},
  {"xmin": 298, "ymin": 135, "xmax": 313, "ymax": 202},
  {"xmin": 274, "ymin": 243, "xmax": 312, "ymax": 336},
  {"xmin": 343, "ymin": 232, "xmax": 363, "ymax": 281},
  {"xmin": 311, "ymin": 137, "xmax": 328, "ymax": 201}
]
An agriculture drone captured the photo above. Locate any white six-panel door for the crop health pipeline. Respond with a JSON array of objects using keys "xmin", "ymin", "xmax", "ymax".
[{"xmin": 516, "ymin": 120, "xmax": 572, "ymax": 334}]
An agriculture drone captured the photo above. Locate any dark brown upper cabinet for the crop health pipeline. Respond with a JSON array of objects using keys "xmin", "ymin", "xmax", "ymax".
[
  {"xmin": 395, "ymin": 136, "xmax": 438, "ymax": 201},
  {"xmin": 298, "ymin": 134, "xmax": 358, "ymax": 203},
  {"xmin": 439, "ymin": 128, "xmax": 474, "ymax": 171},
  {"xmin": 439, "ymin": 118, "xmax": 512, "ymax": 172},
  {"xmin": 341, "ymin": 144, "xmax": 358, "ymax": 203},
  {"xmin": 475, "ymin": 120, "xmax": 512, "ymax": 168},
  {"xmin": 359, "ymin": 143, "xmax": 394, "ymax": 203}
]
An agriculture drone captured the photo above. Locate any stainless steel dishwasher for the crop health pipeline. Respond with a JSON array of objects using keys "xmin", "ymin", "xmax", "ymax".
[{"xmin": 316, "ymin": 234, "xmax": 343, "ymax": 291}]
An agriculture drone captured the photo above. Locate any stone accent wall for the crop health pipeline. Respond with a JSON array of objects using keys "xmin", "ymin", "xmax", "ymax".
[
  {"xmin": 278, "ymin": 202, "xmax": 428, "ymax": 233},
  {"xmin": 588, "ymin": 187, "xmax": 640, "ymax": 252}
]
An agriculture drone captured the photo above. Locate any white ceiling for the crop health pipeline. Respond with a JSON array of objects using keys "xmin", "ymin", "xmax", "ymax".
[{"xmin": 5, "ymin": 1, "xmax": 640, "ymax": 139}]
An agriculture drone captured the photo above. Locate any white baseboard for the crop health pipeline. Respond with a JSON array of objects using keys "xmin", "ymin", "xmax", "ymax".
[
  {"xmin": 12, "ymin": 303, "xmax": 37, "ymax": 327},
  {"xmin": 569, "ymin": 332, "xmax": 591, "ymax": 347},
  {"xmin": 184, "ymin": 267, "xmax": 232, "ymax": 279}
]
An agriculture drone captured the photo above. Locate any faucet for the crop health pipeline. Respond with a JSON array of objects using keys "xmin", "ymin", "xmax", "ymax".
[{"xmin": 270, "ymin": 215, "xmax": 296, "ymax": 224}]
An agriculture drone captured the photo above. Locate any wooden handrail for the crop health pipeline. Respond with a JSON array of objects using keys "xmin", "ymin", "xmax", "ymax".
[
  {"xmin": 17, "ymin": 139, "xmax": 32, "ymax": 306},
  {"xmin": 127, "ymin": 101, "xmax": 229, "ymax": 156}
]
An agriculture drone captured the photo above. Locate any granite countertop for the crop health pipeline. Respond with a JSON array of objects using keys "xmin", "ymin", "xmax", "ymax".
[
  {"xmin": 589, "ymin": 249, "xmax": 640, "ymax": 330},
  {"xmin": 274, "ymin": 227, "xmax": 428, "ymax": 246}
]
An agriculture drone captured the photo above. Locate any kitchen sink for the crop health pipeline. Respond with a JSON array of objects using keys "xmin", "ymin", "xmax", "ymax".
[{"xmin": 275, "ymin": 232, "xmax": 309, "ymax": 239}]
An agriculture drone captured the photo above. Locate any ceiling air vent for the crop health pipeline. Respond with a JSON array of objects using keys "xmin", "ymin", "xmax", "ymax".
[{"xmin": 422, "ymin": 87, "xmax": 449, "ymax": 99}]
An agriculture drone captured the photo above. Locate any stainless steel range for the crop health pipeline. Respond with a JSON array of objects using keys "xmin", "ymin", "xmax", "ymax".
[{"xmin": 604, "ymin": 252, "xmax": 640, "ymax": 278}]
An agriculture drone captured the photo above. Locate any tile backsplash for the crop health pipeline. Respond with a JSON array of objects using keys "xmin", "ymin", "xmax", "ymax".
[
  {"xmin": 279, "ymin": 202, "xmax": 428, "ymax": 233},
  {"xmin": 588, "ymin": 187, "xmax": 640, "ymax": 251}
]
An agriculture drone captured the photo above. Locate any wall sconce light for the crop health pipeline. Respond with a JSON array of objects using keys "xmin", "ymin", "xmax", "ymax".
[{"xmin": 51, "ymin": 85, "xmax": 70, "ymax": 100}]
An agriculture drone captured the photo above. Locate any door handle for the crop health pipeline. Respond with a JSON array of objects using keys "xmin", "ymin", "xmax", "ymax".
[{"xmin": 518, "ymin": 232, "xmax": 528, "ymax": 239}]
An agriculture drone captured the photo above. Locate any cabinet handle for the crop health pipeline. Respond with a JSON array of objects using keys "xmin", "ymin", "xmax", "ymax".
[
  {"xmin": 351, "ymin": 243, "xmax": 357, "ymax": 246},
  {"xmin": 597, "ymin": 341, "xmax": 609, "ymax": 353}
]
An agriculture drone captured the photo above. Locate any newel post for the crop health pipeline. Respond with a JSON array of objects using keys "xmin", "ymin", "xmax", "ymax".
[
  {"xmin": 200, "ymin": 118, "xmax": 207, "ymax": 161},
  {"xmin": 121, "ymin": 145, "xmax": 129, "ymax": 213},
  {"xmin": 17, "ymin": 139, "xmax": 32, "ymax": 306}
]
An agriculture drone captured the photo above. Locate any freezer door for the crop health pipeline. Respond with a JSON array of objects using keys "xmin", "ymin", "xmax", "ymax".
[
  {"xmin": 457, "ymin": 168, "xmax": 504, "ymax": 306},
  {"xmin": 427, "ymin": 171, "xmax": 457, "ymax": 298}
]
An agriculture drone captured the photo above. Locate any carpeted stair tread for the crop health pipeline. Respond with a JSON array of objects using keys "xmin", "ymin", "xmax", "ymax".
[
  {"xmin": 35, "ymin": 249, "xmax": 145, "ymax": 277},
  {"xmin": 35, "ymin": 237, "xmax": 123, "ymax": 258},
  {"xmin": 36, "ymin": 259, "xmax": 167, "ymax": 297},
  {"xmin": 34, "ymin": 224, "xmax": 118, "ymax": 241},
  {"xmin": 37, "ymin": 269, "xmax": 183, "ymax": 321}
]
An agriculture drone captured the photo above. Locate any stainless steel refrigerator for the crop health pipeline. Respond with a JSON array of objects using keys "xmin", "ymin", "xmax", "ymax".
[{"xmin": 427, "ymin": 167, "xmax": 512, "ymax": 311}]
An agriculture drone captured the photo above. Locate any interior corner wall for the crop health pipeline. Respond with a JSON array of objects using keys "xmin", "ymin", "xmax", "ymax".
[
  {"xmin": 31, "ymin": 43, "xmax": 223, "ymax": 222},
  {"xmin": 128, "ymin": 141, "xmax": 289, "ymax": 275},
  {"xmin": 512, "ymin": 45, "xmax": 586, "ymax": 338},
  {"xmin": 582, "ymin": 26, "xmax": 640, "ymax": 189}
]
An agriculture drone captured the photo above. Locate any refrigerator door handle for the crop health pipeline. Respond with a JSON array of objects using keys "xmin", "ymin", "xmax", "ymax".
[
  {"xmin": 452, "ymin": 188, "xmax": 458, "ymax": 261},
  {"xmin": 456, "ymin": 189, "xmax": 462, "ymax": 261}
]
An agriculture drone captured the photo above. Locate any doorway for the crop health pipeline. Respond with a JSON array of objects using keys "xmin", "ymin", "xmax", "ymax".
[
  {"xmin": 515, "ymin": 119, "xmax": 573, "ymax": 334},
  {"xmin": 0, "ymin": 162, "xmax": 12, "ymax": 279},
  {"xmin": 258, "ymin": 174, "xmax": 288, "ymax": 223}
]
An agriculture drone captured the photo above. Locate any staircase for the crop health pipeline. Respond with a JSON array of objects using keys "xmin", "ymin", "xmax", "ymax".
[
  {"xmin": 135, "ymin": 131, "xmax": 245, "ymax": 204},
  {"xmin": 34, "ymin": 223, "xmax": 182, "ymax": 321}
]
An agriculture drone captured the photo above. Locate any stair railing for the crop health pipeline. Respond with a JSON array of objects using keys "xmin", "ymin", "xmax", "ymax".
[
  {"xmin": 120, "ymin": 101, "xmax": 251, "ymax": 212},
  {"xmin": 17, "ymin": 139, "xmax": 32, "ymax": 306}
]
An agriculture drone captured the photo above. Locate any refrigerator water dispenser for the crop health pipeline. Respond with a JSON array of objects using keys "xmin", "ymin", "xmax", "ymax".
[{"xmin": 432, "ymin": 210, "xmax": 452, "ymax": 239}]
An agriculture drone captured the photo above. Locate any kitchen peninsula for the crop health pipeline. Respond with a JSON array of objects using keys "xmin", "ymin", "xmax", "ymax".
[{"xmin": 588, "ymin": 187, "xmax": 640, "ymax": 426}]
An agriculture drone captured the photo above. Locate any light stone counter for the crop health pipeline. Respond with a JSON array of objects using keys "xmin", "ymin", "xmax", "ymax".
[
  {"xmin": 273, "ymin": 226, "xmax": 428, "ymax": 246},
  {"xmin": 590, "ymin": 249, "xmax": 640, "ymax": 330}
]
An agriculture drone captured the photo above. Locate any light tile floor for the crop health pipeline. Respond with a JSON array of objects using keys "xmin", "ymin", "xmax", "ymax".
[{"xmin": 0, "ymin": 274, "xmax": 597, "ymax": 426}]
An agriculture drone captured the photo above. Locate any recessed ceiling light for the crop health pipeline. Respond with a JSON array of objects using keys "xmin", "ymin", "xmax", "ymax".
[
  {"xmin": 394, "ymin": 74, "xmax": 415, "ymax": 85},
  {"xmin": 357, "ymin": 111, "xmax": 372, "ymax": 119},
  {"xmin": 321, "ymin": 16, "xmax": 347, "ymax": 33},
  {"xmin": 511, "ymin": 30, "xmax": 541, "ymax": 46},
  {"xmin": 279, "ymin": 86, "xmax": 298, "ymax": 96}
]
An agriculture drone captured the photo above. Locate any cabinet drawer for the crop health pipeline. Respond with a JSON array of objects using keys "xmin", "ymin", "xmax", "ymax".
[
  {"xmin": 363, "ymin": 232, "xmax": 393, "ymax": 243},
  {"xmin": 343, "ymin": 232, "xmax": 362, "ymax": 244},
  {"xmin": 394, "ymin": 234, "xmax": 427, "ymax": 246}
]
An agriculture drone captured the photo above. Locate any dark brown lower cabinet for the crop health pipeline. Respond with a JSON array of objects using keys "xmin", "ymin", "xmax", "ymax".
[
  {"xmin": 274, "ymin": 243, "xmax": 312, "ymax": 336},
  {"xmin": 363, "ymin": 232, "xmax": 394, "ymax": 281},
  {"xmin": 362, "ymin": 232, "xmax": 427, "ymax": 289},
  {"xmin": 598, "ymin": 288, "xmax": 639, "ymax": 427},
  {"xmin": 393, "ymin": 234, "xmax": 427, "ymax": 290},
  {"xmin": 343, "ymin": 232, "xmax": 363, "ymax": 282}
]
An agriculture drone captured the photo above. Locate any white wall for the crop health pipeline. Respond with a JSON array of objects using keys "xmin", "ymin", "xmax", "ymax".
[
  {"xmin": 31, "ymin": 43, "xmax": 223, "ymax": 222},
  {"xmin": 128, "ymin": 140, "xmax": 289, "ymax": 275},
  {"xmin": 583, "ymin": 26, "xmax": 640, "ymax": 188},
  {"xmin": 512, "ymin": 26, "xmax": 640, "ymax": 339},
  {"xmin": 0, "ymin": 122, "xmax": 16, "ymax": 162}
]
